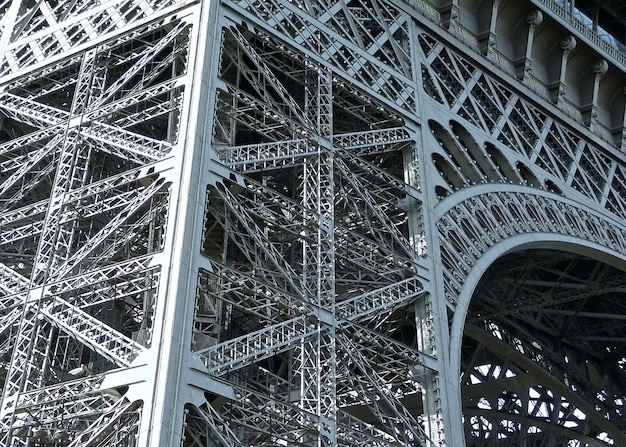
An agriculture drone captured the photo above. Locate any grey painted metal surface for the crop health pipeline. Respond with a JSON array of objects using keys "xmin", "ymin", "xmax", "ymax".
[{"xmin": 0, "ymin": 0, "xmax": 625, "ymax": 446}]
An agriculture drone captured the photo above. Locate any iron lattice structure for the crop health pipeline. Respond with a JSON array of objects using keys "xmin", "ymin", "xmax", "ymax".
[{"xmin": 1, "ymin": 0, "xmax": 626, "ymax": 446}]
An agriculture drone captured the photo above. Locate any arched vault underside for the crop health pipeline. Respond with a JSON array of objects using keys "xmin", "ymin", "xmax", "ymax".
[
  {"xmin": 462, "ymin": 248, "xmax": 626, "ymax": 446},
  {"xmin": 439, "ymin": 185, "xmax": 626, "ymax": 447}
]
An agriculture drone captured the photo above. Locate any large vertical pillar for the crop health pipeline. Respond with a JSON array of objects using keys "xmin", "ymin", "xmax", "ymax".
[
  {"xmin": 130, "ymin": 2, "xmax": 216, "ymax": 445},
  {"xmin": 0, "ymin": 2, "xmax": 207, "ymax": 446},
  {"xmin": 301, "ymin": 66, "xmax": 337, "ymax": 446}
]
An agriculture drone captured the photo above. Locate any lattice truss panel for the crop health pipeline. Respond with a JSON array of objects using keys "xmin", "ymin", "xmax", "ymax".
[
  {"xmin": 0, "ymin": 0, "xmax": 190, "ymax": 445},
  {"xmin": 185, "ymin": 5, "xmax": 434, "ymax": 445},
  {"xmin": 419, "ymin": 33, "xmax": 626, "ymax": 215},
  {"xmin": 418, "ymin": 27, "xmax": 626, "ymax": 447}
]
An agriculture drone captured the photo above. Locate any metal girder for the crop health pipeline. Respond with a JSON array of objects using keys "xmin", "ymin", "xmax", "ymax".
[
  {"xmin": 0, "ymin": 2, "xmax": 190, "ymax": 445},
  {"xmin": 41, "ymin": 297, "xmax": 143, "ymax": 367},
  {"xmin": 198, "ymin": 316, "xmax": 314, "ymax": 375},
  {"xmin": 469, "ymin": 270, "xmax": 626, "ymax": 321},
  {"xmin": 3, "ymin": 0, "xmax": 626, "ymax": 447}
]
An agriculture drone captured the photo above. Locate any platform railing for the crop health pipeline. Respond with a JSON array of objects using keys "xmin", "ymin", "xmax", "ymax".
[{"xmin": 532, "ymin": 0, "xmax": 626, "ymax": 66}]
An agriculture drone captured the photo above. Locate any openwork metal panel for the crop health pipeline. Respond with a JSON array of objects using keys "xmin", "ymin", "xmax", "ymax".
[
  {"xmin": 1, "ymin": 0, "xmax": 626, "ymax": 446},
  {"xmin": 0, "ymin": 1, "xmax": 193, "ymax": 445}
]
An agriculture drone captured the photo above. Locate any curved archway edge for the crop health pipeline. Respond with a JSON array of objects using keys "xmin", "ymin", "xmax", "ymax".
[
  {"xmin": 449, "ymin": 233, "xmax": 626, "ymax": 366},
  {"xmin": 436, "ymin": 188, "xmax": 626, "ymax": 445}
]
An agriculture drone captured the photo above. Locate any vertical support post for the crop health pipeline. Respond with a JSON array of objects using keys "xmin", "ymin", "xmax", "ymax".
[
  {"xmin": 553, "ymin": 35, "xmax": 576, "ymax": 104},
  {"xmin": 586, "ymin": 59, "xmax": 608, "ymax": 131},
  {"xmin": 33, "ymin": 47, "xmax": 99, "ymax": 282},
  {"xmin": 412, "ymin": 114, "xmax": 459, "ymax": 446},
  {"xmin": 519, "ymin": 10, "xmax": 543, "ymax": 80},
  {"xmin": 1, "ymin": 48, "xmax": 99, "ymax": 412},
  {"xmin": 484, "ymin": 0, "xmax": 499, "ymax": 57},
  {"xmin": 301, "ymin": 63, "xmax": 336, "ymax": 447},
  {"xmin": 415, "ymin": 297, "xmax": 439, "ymax": 434}
]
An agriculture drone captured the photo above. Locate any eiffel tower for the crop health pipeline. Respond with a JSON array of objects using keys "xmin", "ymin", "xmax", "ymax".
[{"xmin": 1, "ymin": 0, "xmax": 626, "ymax": 445}]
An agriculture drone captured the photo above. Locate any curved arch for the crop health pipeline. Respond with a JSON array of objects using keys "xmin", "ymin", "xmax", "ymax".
[
  {"xmin": 450, "ymin": 237, "xmax": 626, "ymax": 446},
  {"xmin": 435, "ymin": 184, "xmax": 626, "ymax": 444},
  {"xmin": 442, "ymin": 186, "xmax": 626, "ymax": 360},
  {"xmin": 449, "ymin": 233, "xmax": 626, "ymax": 371},
  {"xmin": 436, "ymin": 186, "xmax": 626, "ymax": 445}
]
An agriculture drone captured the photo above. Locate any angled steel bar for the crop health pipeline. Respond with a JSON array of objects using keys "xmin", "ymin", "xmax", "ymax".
[
  {"xmin": 40, "ymin": 297, "xmax": 143, "ymax": 367},
  {"xmin": 337, "ymin": 277, "xmax": 426, "ymax": 322},
  {"xmin": 197, "ymin": 316, "xmax": 313, "ymax": 375}
]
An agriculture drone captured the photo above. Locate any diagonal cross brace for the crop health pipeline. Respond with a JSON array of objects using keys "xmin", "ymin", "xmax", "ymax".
[{"xmin": 40, "ymin": 296, "xmax": 143, "ymax": 367}]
